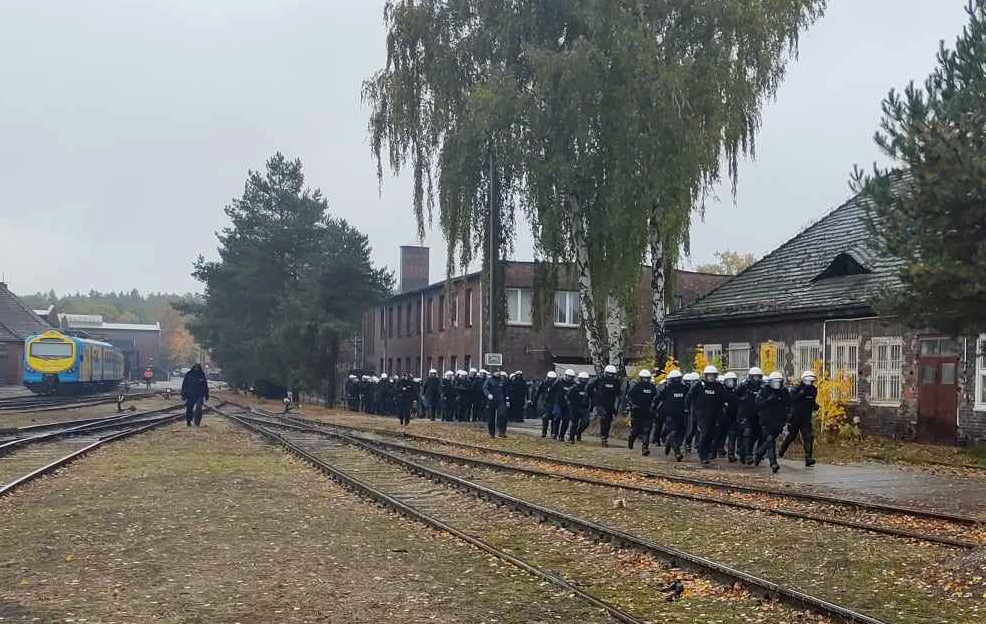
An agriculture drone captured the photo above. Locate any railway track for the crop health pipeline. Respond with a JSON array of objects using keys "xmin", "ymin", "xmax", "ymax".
[
  {"xmin": 0, "ymin": 390, "xmax": 157, "ymax": 413},
  {"xmin": 282, "ymin": 410, "xmax": 984, "ymax": 527},
  {"xmin": 0, "ymin": 405, "xmax": 188, "ymax": 498},
  {"xmin": 222, "ymin": 405, "xmax": 890, "ymax": 624}
]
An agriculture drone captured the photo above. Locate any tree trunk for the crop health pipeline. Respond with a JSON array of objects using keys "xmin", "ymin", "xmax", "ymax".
[
  {"xmin": 570, "ymin": 195, "xmax": 608, "ymax": 370},
  {"xmin": 649, "ymin": 218, "xmax": 670, "ymax": 370},
  {"xmin": 605, "ymin": 290, "xmax": 627, "ymax": 374}
]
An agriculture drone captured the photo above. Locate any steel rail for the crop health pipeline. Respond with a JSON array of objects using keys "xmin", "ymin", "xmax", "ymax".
[
  {"xmin": 227, "ymin": 408, "xmax": 888, "ymax": 624},
  {"xmin": 250, "ymin": 414, "xmax": 977, "ymax": 549},
  {"xmin": 276, "ymin": 410, "xmax": 982, "ymax": 526},
  {"xmin": 0, "ymin": 411, "xmax": 187, "ymax": 499},
  {"xmin": 220, "ymin": 408, "xmax": 645, "ymax": 624},
  {"xmin": 0, "ymin": 393, "xmax": 157, "ymax": 414}
]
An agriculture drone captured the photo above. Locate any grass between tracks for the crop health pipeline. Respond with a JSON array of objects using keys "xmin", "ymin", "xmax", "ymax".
[{"xmin": 0, "ymin": 417, "xmax": 622, "ymax": 624}]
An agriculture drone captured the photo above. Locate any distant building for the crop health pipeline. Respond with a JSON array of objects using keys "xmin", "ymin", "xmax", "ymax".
[
  {"xmin": 32, "ymin": 305, "xmax": 58, "ymax": 327},
  {"xmin": 357, "ymin": 246, "xmax": 729, "ymax": 380},
  {"xmin": 666, "ymin": 185, "xmax": 985, "ymax": 446},
  {"xmin": 0, "ymin": 282, "xmax": 51, "ymax": 385},
  {"xmin": 57, "ymin": 314, "xmax": 162, "ymax": 380}
]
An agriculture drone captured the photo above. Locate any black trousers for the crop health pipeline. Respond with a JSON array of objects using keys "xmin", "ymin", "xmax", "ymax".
[
  {"xmin": 185, "ymin": 397, "xmax": 204, "ymax": 426},
  {"xmin": 683, "ymin": 411, "xmax": 697, "ymax": 450},
  {"xmin": 628, "ymin": 411, "xmax": 654, "ymax": 454},
  {"xmin": 662, "ymin": 414, "xmax": 685, "ymax": 457},
  {"xmin": 541, "ymin": 408, "xmax": 552, "ymax": 437},
  {"xmin": 715, "ymin": 412, "xmax": 737, "ymax": 458},
  {"xmin": 780, "ymin": 413, "xmax": 815, "ymax": 458},
  {"xmin": 739, "ymin": 413, "xmax": 761, "ymax": 462},
  {"xmin": 487, "ymin": 400, "xmax": 507, "ymax": 437},
  {"xmin": 756, "ymin": 424, "xmax": 783, "ymax": 467},
  {"xmin": 424, "ymin": 396, "xmax": 439, "ymax": 421},
  {"xmin": 651, "ymin": 412, "xmax": 665, "ymax": 444},
  {"xmin": 570, "ymin": 408, "xmax": 590, "ymax": 442},
  {"xmin": 595, "ymin": 406, "xmax": 614, "ymax": 442},
  {"xmin": 397, "ymin": 399, "xmax": 413, "ymax": 425},
  {"xmin": 456, "ymin": 396, "xmax": 470, "ymax": 422},
  {"xmin": 442, "ymin": 396, "xmax": 455, "ymax": 421},
  {"xmin": 550, "ymin": 405, "xmax": 564, "ymax": 439},
  {"xmin": 696, "ymin": 411, "xmax": 719, "ymax": 462}
]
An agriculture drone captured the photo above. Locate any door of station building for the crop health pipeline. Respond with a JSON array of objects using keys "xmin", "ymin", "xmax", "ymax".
[{"xmin": 917, "ymin": 338, "xmax": 959, "ymax": 445}]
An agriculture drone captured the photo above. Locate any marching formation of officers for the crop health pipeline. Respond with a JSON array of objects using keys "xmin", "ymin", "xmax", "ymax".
[{"xmin": 344, "ymin": 363, "xmax": 819, "ymax": 473}]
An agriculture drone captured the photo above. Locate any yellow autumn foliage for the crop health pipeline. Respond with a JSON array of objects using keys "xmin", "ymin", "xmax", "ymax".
[
  {"xmin": 758, "ymin": 342, "xmax": 779, "ymax": 375},
  {"xmin": 812, "ymin": 358, "xmax": 856, "ymax": 440}
]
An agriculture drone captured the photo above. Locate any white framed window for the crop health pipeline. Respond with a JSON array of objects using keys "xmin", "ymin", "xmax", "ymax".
[
  {"xmin": 976, "ymin": 334, "xmax": 986, "ymax": 411},
  {"xmin": 506, "ymin": 288, "xmax": 533, "ymax": 325},
  {"xmin": 871, "ymin": 336, "xmax": 904, "ymax": 405},
  {"xmin": 703, "ymin": 344, "xmax": 723, "ymax": 367},
  {"xmin": 554, "ymin": 291, "xmax": 579, "ymax": 327},
  {"xmin": 727, "ymin": 343, "xmax": 751, "ymax": 376},
  {"xmin": 794, "ymin": 340, "xmax": 822, "ymax": 376},
  {"xmin": 828, "ymin": 336, "xmax": 860, "ymax": 402}
]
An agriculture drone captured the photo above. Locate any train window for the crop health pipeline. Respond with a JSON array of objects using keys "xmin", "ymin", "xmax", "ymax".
[{"xmin": 30, "ymin": 342, "xmax": 72, "ymax": 358}]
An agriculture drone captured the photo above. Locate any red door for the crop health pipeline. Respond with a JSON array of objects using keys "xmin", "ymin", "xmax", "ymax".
[{"xmin": 916, "ymin": 338, "xmax": 959, "ymax": 445}]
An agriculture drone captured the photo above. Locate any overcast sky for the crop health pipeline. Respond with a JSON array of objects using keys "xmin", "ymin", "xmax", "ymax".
[{"xmin": 0, "ymin": 0, "xmax": 972, "ymax": 296}]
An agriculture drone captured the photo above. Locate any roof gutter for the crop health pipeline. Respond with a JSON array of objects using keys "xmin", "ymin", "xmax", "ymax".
[{"xmin": 666, "ymin": 305, "xmax": 876, "ymax": 330}]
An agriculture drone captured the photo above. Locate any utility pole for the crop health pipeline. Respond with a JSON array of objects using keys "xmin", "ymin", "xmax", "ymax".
[{"xmin": 487, "ymin": 138, "xmax": 498, "ymax": 357}]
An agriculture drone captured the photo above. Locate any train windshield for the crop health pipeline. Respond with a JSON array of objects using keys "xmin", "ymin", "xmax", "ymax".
[{"xmin": 30, "ymin": 342, "xmax": 72, "ymax": 359}]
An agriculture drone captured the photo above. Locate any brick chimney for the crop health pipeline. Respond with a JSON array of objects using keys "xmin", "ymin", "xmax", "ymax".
[{"xmin": 399, "ymin": 246, "xmax": 430, "ymax": 293}]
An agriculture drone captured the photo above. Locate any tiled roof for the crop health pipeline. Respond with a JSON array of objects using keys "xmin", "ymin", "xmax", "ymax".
[
  {"xmin": 667, "ymin": 182, "xmax": 906, "ymax": 324},
  {"xmin": 0, "ymin": 284, "xmax": 51, "ymax": 342}
]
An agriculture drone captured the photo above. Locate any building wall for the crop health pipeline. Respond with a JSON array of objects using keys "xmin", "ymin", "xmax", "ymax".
[
  {"xmin": 362, "ymin": 263, "xmax": 728, "ymax": 378},
  {"xmin": 0, "ymin": 342, "xmax": 24, "ymax": 385},
  {"xmin": 670, "ymin": 316, "xmax": 985, "ymax": 443}
]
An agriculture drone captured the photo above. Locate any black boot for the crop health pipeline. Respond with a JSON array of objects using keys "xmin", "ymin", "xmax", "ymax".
[{"xmin": 805, "ymin": 438, "xmax": 816, "ymax": 467}]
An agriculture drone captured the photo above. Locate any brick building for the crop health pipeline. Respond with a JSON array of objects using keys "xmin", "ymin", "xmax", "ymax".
[
  {"xmin": 666, "ymin": 187, "xmax": 986, "ymax": 446},
  {"xmin": 359, "ymin": 246, "xmax": 728, "ymax": 380},
  {"xmin": 0, "ymin": 283, "xmax": 51, "ymax": 385}
]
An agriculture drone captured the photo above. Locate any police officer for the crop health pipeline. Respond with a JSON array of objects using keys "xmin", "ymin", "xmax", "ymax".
[
  {"xmin": 483, "ymin": 370, "xmax": 508, "ymax": 438},
  {"xmin": 626, "ymin": 369, "xmax": 657, "ymax": 456},
  {"xmin": 533, "ymin": 371, "xmax": 557, "ymax": 437},
  {"xmin": 378, "ymin": 373, "xmax": 394, "ymax": 416},
  {"xmin": 686, "ymin": 365, "xmax": 728, "ymax": 466},
  {"xmin": 755, "ymin": 371, "xmax": 791, "ymax": 473},
  {"xmin": 555, "ymin": 369, "xmax": 577, "ymax": 442},
  {"xmin": 718, "ymin": 372, "xmax": 740, "ymax": 462},
  {"xmin": 422, "ymin": 369, "xmax": 441, "ymax": 421},
  {"xmin": 653, "ymin": 369, "xmax": 687, "ymax": 461},
  {"xmin": 345, "ymin": 374, "xmax": 359, "ymax": 411},
  {"xmin": 780, "ymin": 371, "xmax": 820, "ymax": 466},
  {"xmin": 681, "ymin": 371, "xmax": 700, "ymax": 452},
  {"xmin": 566, "ymin": 371, "xmax": 592, "ymax": 444},
  {"xmin": 395, "ymin": 373, "xmax": 416, "ymax": 425},
  {"xmin": 469, "ymin": 369, "xmax": 484, "ymax": 422},
  {"xmin": 454, "ymin": 370, "xmax": 472, "ymax": 422},
  {"xmin": 441, "ymin": 371, "xmax": 456, "ymax": 421},
  {"xmin": 735, "ymin": 367, "xmax": 764, "ymax": 464},
  {"xmin": 358, "ymin": 375, "xmax": 371, "ymax": 412},
  {"xmin": 587, "ymin": 365, "xmax": 620, "ymax": 447},
  {"xmin": 507, "ymin": 372, "xmax": 528, "ymax": 422}
]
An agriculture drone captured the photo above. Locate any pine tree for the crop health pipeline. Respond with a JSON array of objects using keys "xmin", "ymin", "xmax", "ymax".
[{"xmin": 852, "ymin": 0, "xmax": 986, "ymax": 336}]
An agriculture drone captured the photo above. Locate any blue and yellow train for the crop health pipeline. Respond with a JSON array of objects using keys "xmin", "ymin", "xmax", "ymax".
[{"xmin": 23, "ymin": 330, "xmax": 125, "ymax": 395}]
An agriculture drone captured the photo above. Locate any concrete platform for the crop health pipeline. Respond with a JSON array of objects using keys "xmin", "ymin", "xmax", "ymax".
[{"xmin": 506, "ymin": 420, "xmax": 986, "ymax": 519}]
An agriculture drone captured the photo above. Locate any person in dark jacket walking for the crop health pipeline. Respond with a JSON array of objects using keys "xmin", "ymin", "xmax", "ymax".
[
  {"xmin": 681, "ymin": 372, "xmax": 700, "ymax": 452},
  {"xmin": 626, "ymin": 369, "xmax": 658, "ymax": 456},
  {"xmin": 345, "ymin": 375, "xmax": 359, "ymax": 411},
  {"xmin": 454, "ymin": 370, "xmax": 472, "ymax": 422},
  {"xmin": 653, "ymin": 369, "xmax": 687, "ymax": 461},
  {"xmin": 717, "ymin": 372, "xmax": 740, "ymax": 462},
  {"xmin": 441, "ymin": 371, "xmax": 456, "ymax": 421},
  {"xmin": 555, "ymin": 369, "xmax": 577, "ymax": 442},
  {"xmin": 395, "ymin": 373, "xmax": 416, "ymax": 426},
  {"xmin": 566, "ymin": 372, "xmax": 592, "ymax": 444},
  {"xmin": 755, "ymin": 371, "xmax": 792, "ymax": 473},
  {"xmin": 422, "ymin": 369, "xmax": 441, "ymax": 421},
  {"xmin": 780, "ymin": 371, "xmax": 820, "ymax": 466},
  {"xmin": 533, "ymin": 371, "xmax": 557, "ymax": 437},
  {"xmin": 483, "ymin": 371, "xmax": 508, "ymax": 438},
  {"xmin": 686, "ymin": 366, "xmax": 729, "ymax": 465},
  {"xmin": 181, "ymin": 364, "xmax": 209, "ymax": 427},
  {"xmin": 587, "ymin": 365, "xmax": 621, "ymax": 447},
  {"xmin": 735, "ymin": 367, "xmax": 764, "ymax": 464}
]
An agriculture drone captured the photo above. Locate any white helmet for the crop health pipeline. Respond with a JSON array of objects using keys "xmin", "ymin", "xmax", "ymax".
[
  {"xmin": 564, "ymin": 369, "xmax": 576, "ymax": 378},
  {"xmin": 577, "ymin": 371, "xmax": 590, "ymax": 380},
  {"xmin": 604, "ymin": 364, "xmax": 618, "ymax": 375},
  {"xmin": 768, "ymin": 371, "xmax": 784, "ymax": 380},
  {"xmin": 546, "ymin": 371, "xmax": 558, "ymax": 379},
  {"xmin": 380, "ymin": 373, "xmax": 388, "ymax": 380},
  {"xmin": 703, "ymin": 365, "xmax": 719, "ymax": 375},
  {"xmin": 469, "ymin": 368, "xmax": 478, "ymax": 375},
  {"xmin": 349, "ymin": 374, "xmax": 357, "ymax": 380},
  {"xmin": 413, "ymin": 377, "xmax": 421, "ymax": 383},
  {"xmin": 514, "ymin": 370, "xmax": 523, "ymax": 377},
  {"xmin": 717, "ymin": 375, "xmax": 725, "ymax": 383},
  {"xmin": 371, "ymin": 376, "xmax": 379, "ymax": 383},
  {"xmin": 748, "ymin": 367, "xmax": 764, "ymax": 377},
  {"xmin": 724, "ymin": 372, "xmax": 738, "ymax": 380},
  {"xmin": 683, "ymin": 372, "xmax": 700, "ymax": 382},
  {"xmin": 768, "ymin": 371, "xmax": 784, "ymax": 388},
  {"xmin": 802, "ymin": 370, "xmax": 818, "ymax": 385},
  {"xmin": 429, "ymin": 368, "xmax": 438, "ymax": 375},
  {"xmin": 361, "ymin": 375, "xmax": 369, "ymax": 381},
  {"xmin": 457, "ymin": 370, "xmax": 467, "ymax": 377},
  {"xmin": 723, "ymin": 372, "xmax": 738, "ymax": 388},
  {"xmin": 666, "ymin": 369, "xmax": 683, "ymax": 380},
  {"xmin": 444, "ymin": 371, "xmax": 454, "ymax": 379},
  {"xmin": 638, "ymin": 369, "xmax": 652, "ymax": 379},
  {"xmin": 499, "ymin": 370, "xmax": 508, "ymax": 378},
  {"xmin": 479, "ymin": 369, "xmax": 489, "ymax": 376}
]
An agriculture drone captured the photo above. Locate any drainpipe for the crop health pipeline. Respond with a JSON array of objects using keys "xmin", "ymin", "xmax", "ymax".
[
  {"xmin": 420, "ymin": 292, "xmax": 425, "ymax": 377},
  {"xmin": 479, "ymin": 282, "xmax": 484, "ymax": 369}
]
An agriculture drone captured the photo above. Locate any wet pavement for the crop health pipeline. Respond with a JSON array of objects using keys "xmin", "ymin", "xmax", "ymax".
[{"xmin": 506, "ymin": 420, "xmax": 986, "ymax": 519}]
